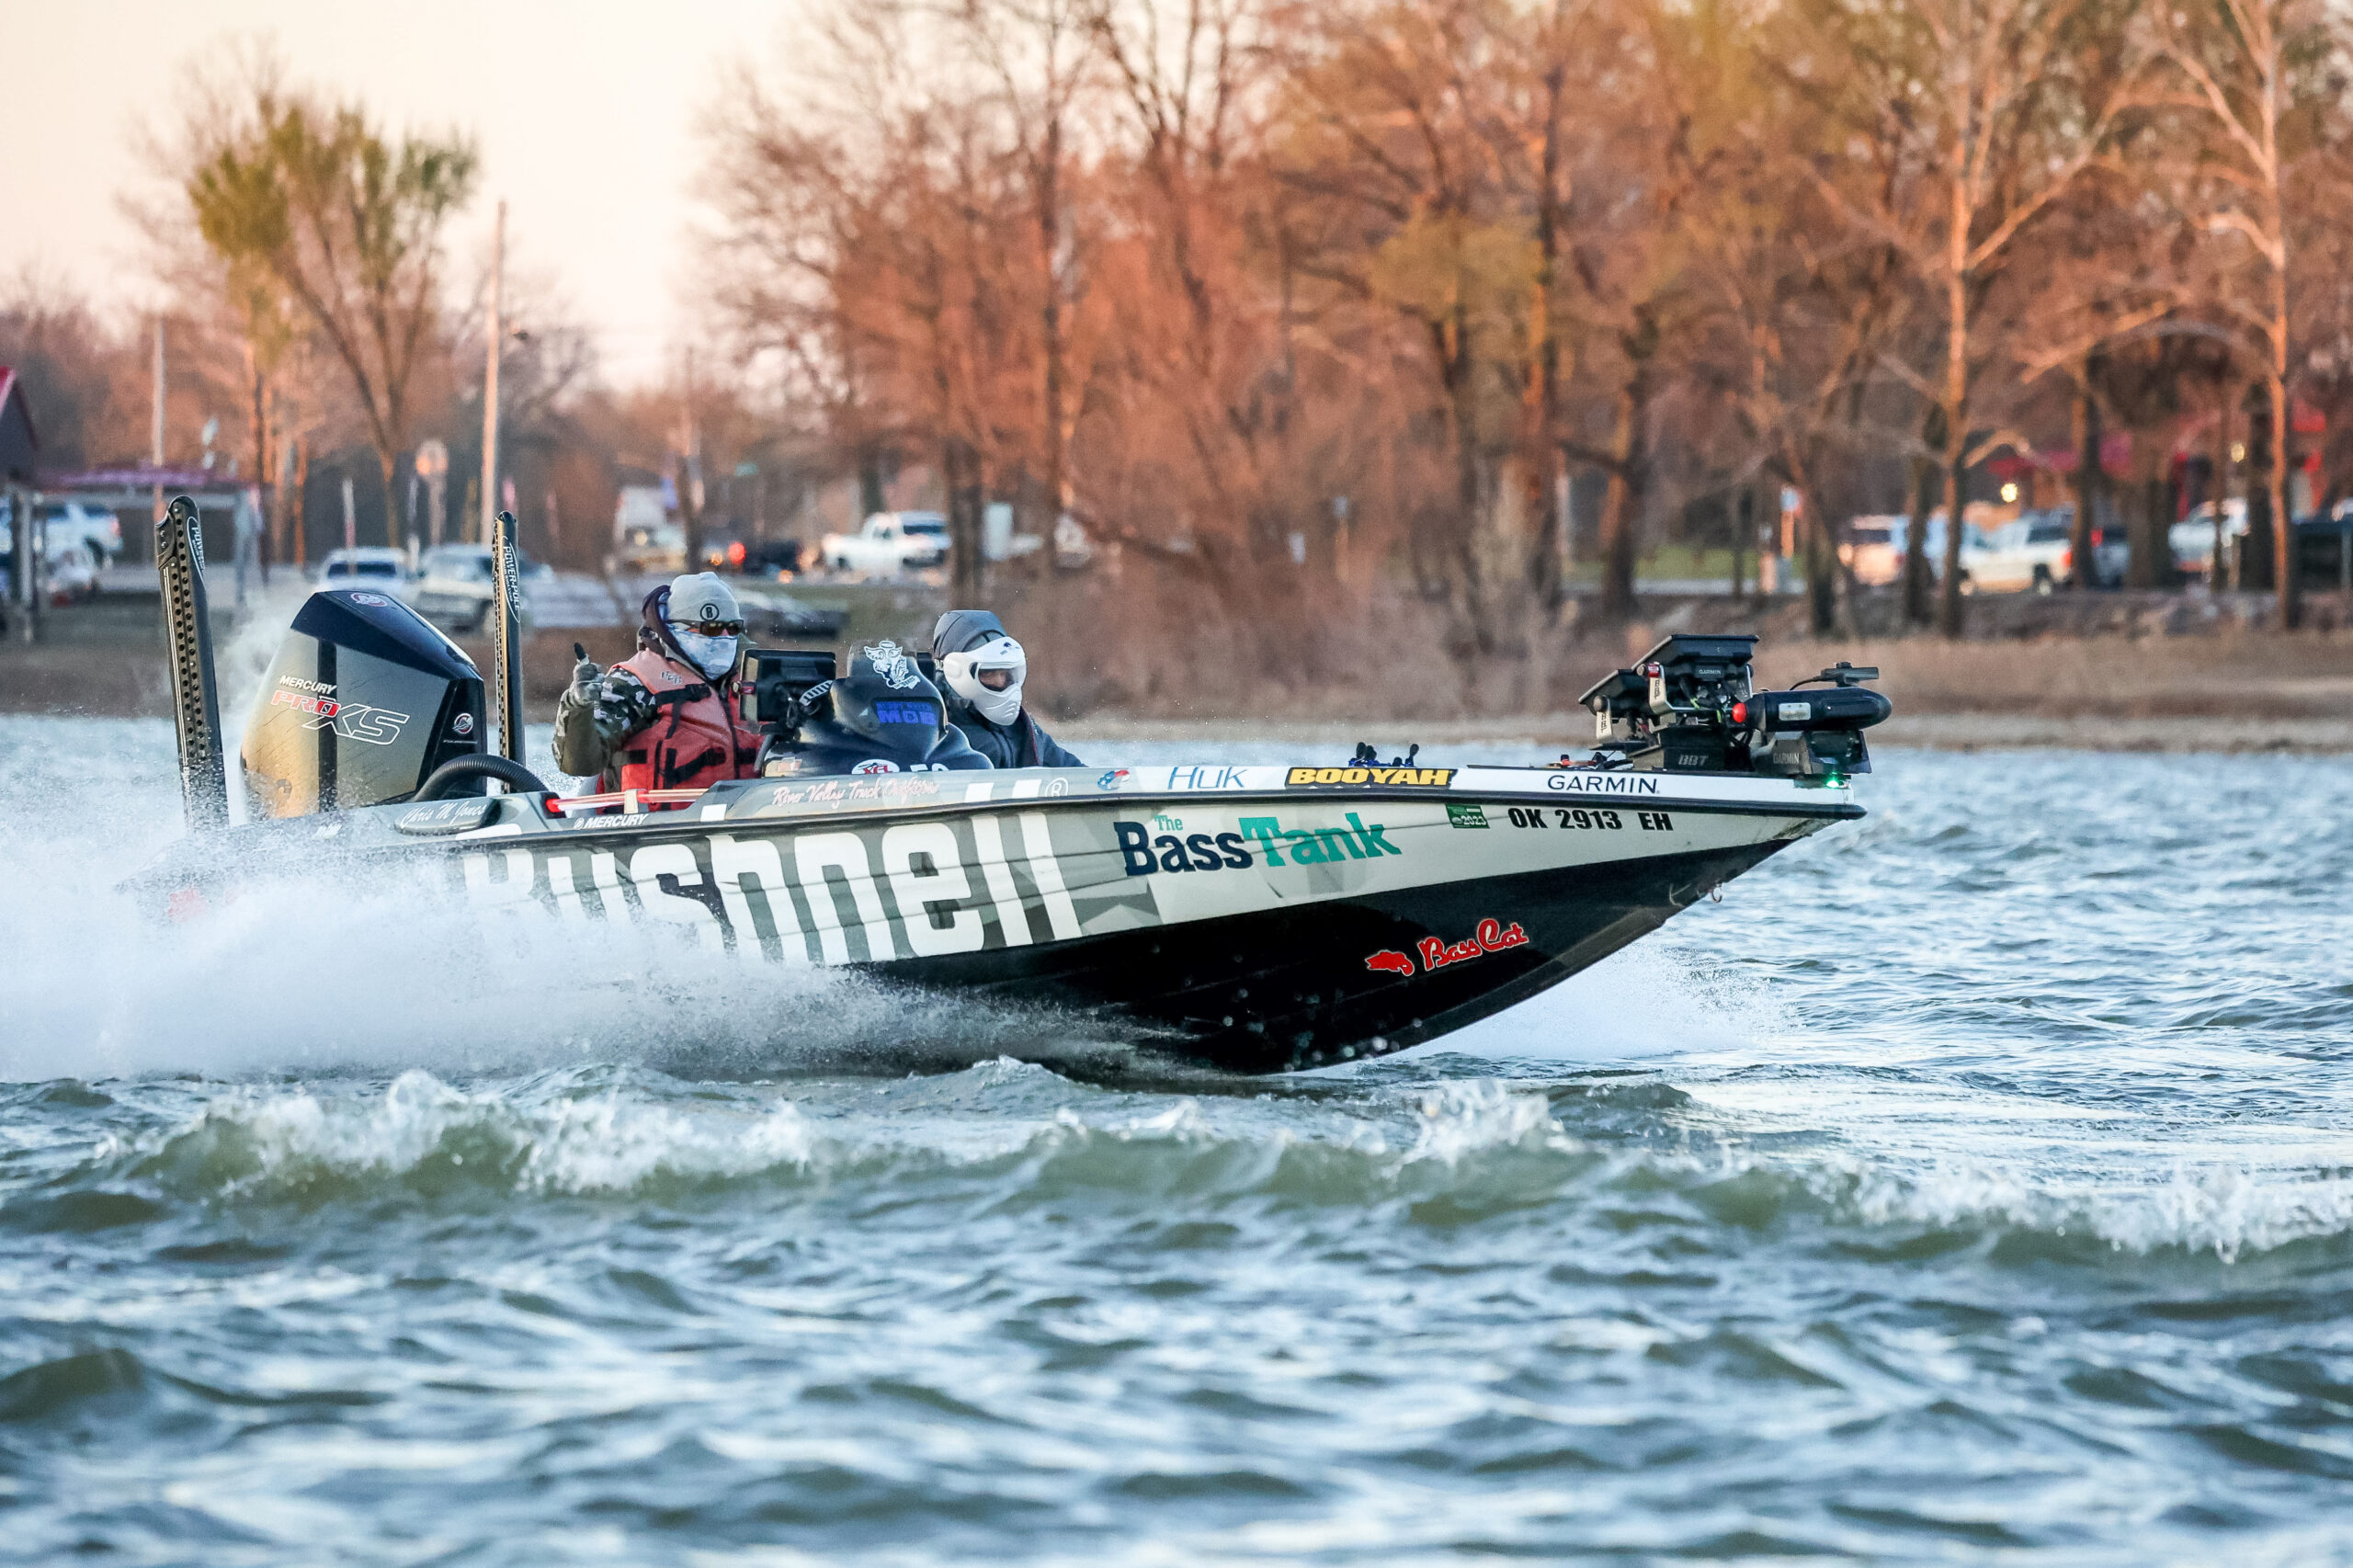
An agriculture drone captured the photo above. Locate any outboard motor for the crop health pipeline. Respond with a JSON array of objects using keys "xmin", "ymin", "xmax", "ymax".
[
  {"xmin": 752, "ymin": 638, "xmax": 989, "ymax": 776},
  {"xmin": 241, "ymin": 588, "xmax": 487, "ymax": 819},
  {"xmin": 1578, "ymin": 634, "xmax": 1888, "ymax": 778}
]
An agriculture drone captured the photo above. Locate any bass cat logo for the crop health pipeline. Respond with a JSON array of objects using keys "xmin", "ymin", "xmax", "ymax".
[
  {"xmin": 271, "ymin": 686, "xmax": 410, "ymax": 745},
  {"xmin": 1365, "ymin": 917, "xmax": 1529, "ymax": 978},
  {"xmin": 862, "ymin": 640, "xmax": 924, "ymax": 691}
]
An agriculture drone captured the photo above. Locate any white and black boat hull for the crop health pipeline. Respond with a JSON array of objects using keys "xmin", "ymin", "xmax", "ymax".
[{"xmin": 142, "ymin": 765, "xmax": 1855, "ymax": 1074}]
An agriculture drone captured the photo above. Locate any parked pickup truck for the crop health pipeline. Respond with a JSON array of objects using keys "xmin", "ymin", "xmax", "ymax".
[{"xmin": 820, "ymin": 511, "xmax": 949, "ymax": 575}]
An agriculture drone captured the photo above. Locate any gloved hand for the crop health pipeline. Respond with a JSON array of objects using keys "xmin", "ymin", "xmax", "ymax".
[{"xmin": 569, "ymin": 642, "xmax": 600, "ymax": 699}]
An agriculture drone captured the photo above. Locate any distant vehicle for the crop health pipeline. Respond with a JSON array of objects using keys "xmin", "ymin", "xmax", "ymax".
[
  {"xmin": 318, "ymin": 547, "xmax": 417, "ymax": 600},
  {"xmin": 822, "ymin": 511, "xmax": 949, "ymax": 574},
  {"xmin": 0, "ymin": 498, "xmax": 126, "ymax": 567},
  {"xmin": 2295, "ymin": 504, "xmax": 2353, "ymax": 586},
  {"xmin": 1961, "ymin": 515, "xmax": 2074, "ymax": 594},
  {"xmin": 733, "ymin": 584, "xmax": 847, "ymax": 641},
  {"xmin": 2170, "ymin": 498, "xmax": 2248, "ymax": 582},
  {"xmin": 1052, "ymin": 514, "xmax": 1094, "ymax": 571},
  {"xmin": 737, "ymin": 538, "xmax": 806, "ymax": 578},
  {"xmin": 1841, "ymin": 512, "xmax": 1995, "ymax": 586},
  {"xmin": 614, "ymin": 520, "xmax": 686, "ymax": 575},
  {"xmin": 43, "ymin": 540, "xmax": 99, "ymax": 604},
  {"xmin": 1842, "ymin": 515, "xmax": 1906, "ymax": 586},
  {"xmin": 2022, "ymin": 502, "xmax": 2129, "ymax": 586},
  {"xmin": 412, "ymin": 543, "xmax": 537, "ymax": 631}
]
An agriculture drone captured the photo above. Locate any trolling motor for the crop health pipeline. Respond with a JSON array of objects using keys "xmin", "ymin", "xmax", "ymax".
[{"xmin": 1577, "ymin": 634, "xmax": 1889, "ymax": 779}]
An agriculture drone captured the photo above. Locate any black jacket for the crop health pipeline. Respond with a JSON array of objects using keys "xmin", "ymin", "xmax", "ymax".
[{"xmin": 944, "ymin": 698, "xmax": 1084, "ymax": 769}]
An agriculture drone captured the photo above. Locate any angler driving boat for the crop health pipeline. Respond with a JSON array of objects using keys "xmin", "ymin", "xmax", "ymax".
[{"xmin": 139, "ymin": 497, "xmax": 1889, "ymax": 1074}]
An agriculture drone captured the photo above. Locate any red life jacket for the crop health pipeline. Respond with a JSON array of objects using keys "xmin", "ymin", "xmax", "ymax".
[{"xmin": 610, "ymin": 647, "xmax": 758, "ymax": 791}]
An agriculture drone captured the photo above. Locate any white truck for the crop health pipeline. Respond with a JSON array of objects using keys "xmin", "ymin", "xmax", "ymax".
[{"xmin": 820, "ymin": 511, "xmax": 949, "ymax": 575}]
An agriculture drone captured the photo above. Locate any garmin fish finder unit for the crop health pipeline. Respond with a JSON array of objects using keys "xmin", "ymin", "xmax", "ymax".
[{"xmin": 139, "ymin": 494, "xmax": 1889, "ymax": 1074}]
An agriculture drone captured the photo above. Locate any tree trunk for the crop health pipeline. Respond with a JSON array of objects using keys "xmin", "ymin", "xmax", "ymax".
[
  {"xmin": 292, "ymin": 435, "xmax": 310, "ymax": 569},
  {"xmin": 1597, "ymin": 376, "xmax": 1647, "ymax": 624},
  {"xmin": 2245, "ymin": 382, "xmax": 2277, "ymax": 592},
  {"xmin": 379, "ymin": 449, "xmax": 400, "ymax": 551},
  {"xmin": 2070, "ymin": 362, "xmax": 2102, "ymax": 589},
  {"xmin": 2211, "ymin": 374, "xmax": 2234, "ymax": 585},
  {"xmin": 1732, "ymin": 487, "xmax": 1750, "ymax": 603},
  {"xmin": 1803, "ymin": 500, "xmax": 1836, "ymax": 636},
  {"xmin": 2124, "ymin": 456, "xmax": 2161, "ymax": 589},
  {"xmin": 2270, "ymin": 366, "xmax": 2298, "ymax": 626},
  {"xmin": 944, "ymin": 437, "xmax": 985, "ymax": 605},
  {"xmin": 1937, "ymin": 440, "xmax": 1968, "ymax": 637},
  {"xmin": 1903, "ymin": 458, "xmax": 1937, "ymax": 628}
]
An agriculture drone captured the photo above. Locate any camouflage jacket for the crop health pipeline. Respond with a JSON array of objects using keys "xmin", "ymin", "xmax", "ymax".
[{"xmin": 551, "ymin": 665, "xmax": 662, "ymax": 782}]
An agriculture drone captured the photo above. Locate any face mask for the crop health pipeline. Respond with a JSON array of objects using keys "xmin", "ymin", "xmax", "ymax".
[
  {"xmin": 669, "ymin": 625, "xmax": 740, "ymax": 679},
  {"xmin": 944, "ymin": 636, "xmax": 1025, "ymax": 724}
]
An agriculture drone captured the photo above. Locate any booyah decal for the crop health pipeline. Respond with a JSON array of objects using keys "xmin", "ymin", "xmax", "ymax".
[
  {"xmin": 1365, "ymin": 917, "xmax": 1529, "ymax": 977},
  {"xmin": 1285, "ymin": 766, "xmax": 1454, "ymax": 789},
  {"xmin": 270, "ymin": 682, "xmax": 410, "ymax": 745},
  {"xmin": 1114, "ymin": 812, "xmax": 1403, "ymax": 876}
]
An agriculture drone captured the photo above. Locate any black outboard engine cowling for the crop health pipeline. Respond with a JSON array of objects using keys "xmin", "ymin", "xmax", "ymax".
[
  {"xmin": 242, "ymin": 588, "xmax": 486, "ymax": 819},
  {"xmin": 758, "ymin": 639, "xmax": 989, "ymax": 776}
]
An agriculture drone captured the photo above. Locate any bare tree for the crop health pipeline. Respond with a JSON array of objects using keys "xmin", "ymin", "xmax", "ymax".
[{"xmin": 178, "ymin": 69, "xmax": 476, "ymax": 543}]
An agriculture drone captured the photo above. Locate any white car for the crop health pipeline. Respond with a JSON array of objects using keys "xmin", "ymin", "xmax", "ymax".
[
  {"xmin": 318, "ymin": 547, "xmax": 417, "ymax": 599},
  {"xmin": 1841, "ymin": 513, "xmax": 1995, "ymax": 586},
  {"xmin": 1960, "ymin": 515, "xmax": 2073, "ymax": 594},
  {"xmin": 42, "ymin": 540, "xmax": 99, "ymax": 604},
  {"xmin": 0, "ymin": 499, "xmax": 125, "ymax": 567},
  {"xmin": 2171, "ymin": 499, "xmax": 2247, "ymax": 580},
  {"xmin": 821, "ymin": 511, "xmax": 949, "ymax": 575},
  {"xmin": 413, "ymin": 544, "xmax": 537, "ymax": 631}
]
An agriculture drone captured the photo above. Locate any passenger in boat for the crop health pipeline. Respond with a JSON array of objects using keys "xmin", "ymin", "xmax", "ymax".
[
  {"xmin": 552, "ymin": 573, "xmax": 760, "ymax": 791},
  {"xmin": 930, "ymin": 608, "xmax": 1084, "ymax": 769}
]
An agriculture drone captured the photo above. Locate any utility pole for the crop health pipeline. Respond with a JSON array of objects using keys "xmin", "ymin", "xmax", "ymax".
[
  {"xmin": 480, "ymin": 199, "xmax": 504, "ymax": 548},
  {"xmin": 152, "ymin": 316, "xmax": 167, "ymax": 534},
  {"xmin": 679, "ymin": 345, "xmax": 704, "ymax": 572}
]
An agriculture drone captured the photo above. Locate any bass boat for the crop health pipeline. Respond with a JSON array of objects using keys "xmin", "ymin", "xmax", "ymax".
[{"xmin": 139, "ymin": 500, "xmax": 1889, "ymax": 1074}]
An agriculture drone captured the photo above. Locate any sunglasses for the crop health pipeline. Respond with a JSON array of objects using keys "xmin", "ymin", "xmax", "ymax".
[{"xmin": 681, "ymin": 619, "xmax": 746, "ymax": 637}]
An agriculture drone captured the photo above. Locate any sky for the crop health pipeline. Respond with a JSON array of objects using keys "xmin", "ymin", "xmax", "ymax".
[{"xmin": 2, "ymin": 0, "xmax": 794, "ymax": 386}]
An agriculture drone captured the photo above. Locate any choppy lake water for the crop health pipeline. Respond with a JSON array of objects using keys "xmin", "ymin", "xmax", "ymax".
[{"xmin": 2, "ymin": 717, "xmax": 2349, "ymax": 1565}]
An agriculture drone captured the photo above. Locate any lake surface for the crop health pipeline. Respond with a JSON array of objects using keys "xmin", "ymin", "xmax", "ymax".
[{"xmin": 2, "ymin": 718, "xmax": 2348, "ymax": 1565}]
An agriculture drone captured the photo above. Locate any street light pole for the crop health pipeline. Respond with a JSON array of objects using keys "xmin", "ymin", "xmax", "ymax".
[{"xmin": 480, "ymin": 199, "xmax": 504, "ymax": 547}]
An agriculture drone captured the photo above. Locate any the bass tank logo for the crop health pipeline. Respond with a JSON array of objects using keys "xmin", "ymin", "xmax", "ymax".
[{"xmin": 1114, "ymin": 812, "xmax": 1404, "ymax": 875}]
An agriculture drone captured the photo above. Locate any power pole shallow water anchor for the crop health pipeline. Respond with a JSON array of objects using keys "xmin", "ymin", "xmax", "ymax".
[{"xmin": 156, "ymin": 494, "xmax": 228, "ymax": 831}]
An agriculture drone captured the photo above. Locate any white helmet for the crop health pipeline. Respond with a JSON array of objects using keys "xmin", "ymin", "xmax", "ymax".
[{"xmin": 941, "ymin": 635, "xmax": 1026, "ymax": 725}]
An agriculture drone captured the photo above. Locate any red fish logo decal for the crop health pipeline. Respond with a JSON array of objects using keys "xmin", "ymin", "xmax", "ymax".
[{"xmin": 1364, "ymin": 949, "xmax": 1415, "ymax": 978}]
